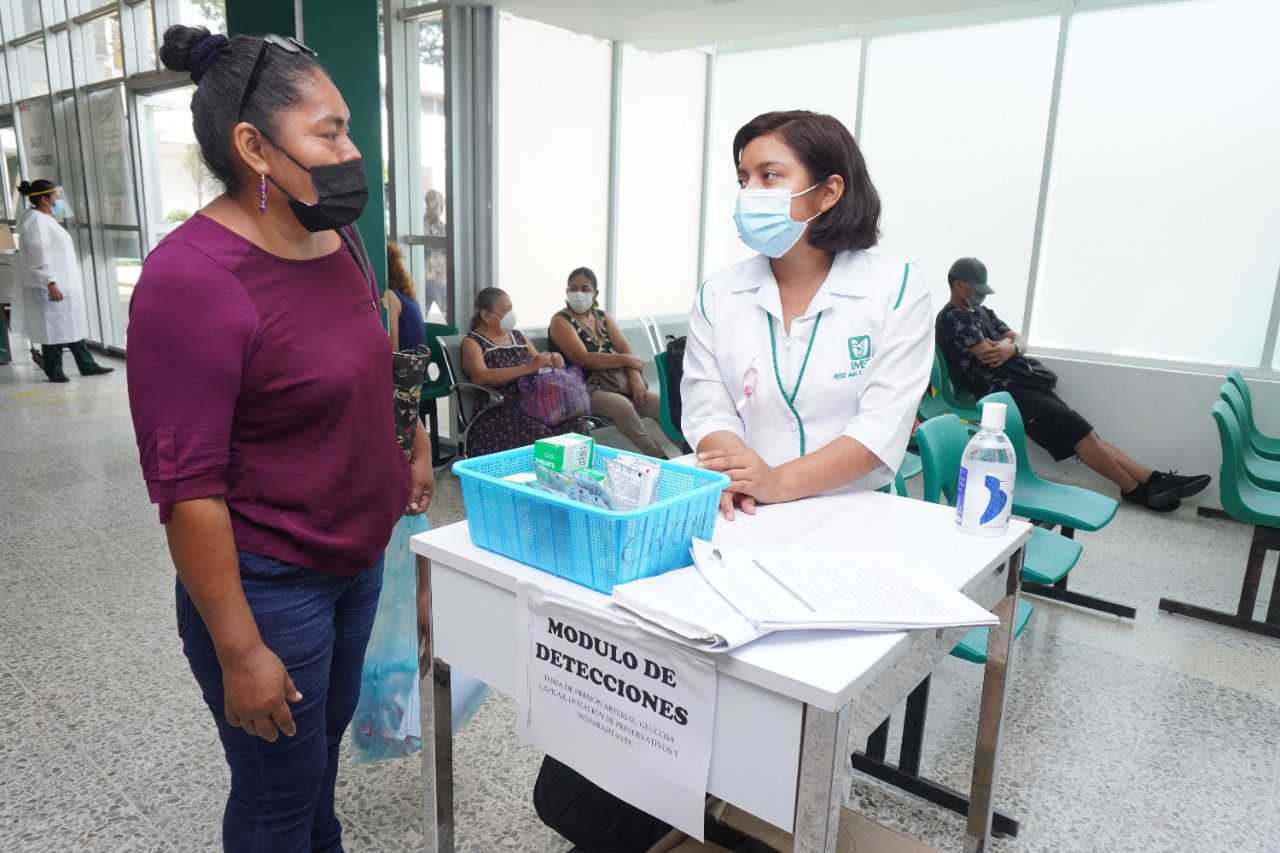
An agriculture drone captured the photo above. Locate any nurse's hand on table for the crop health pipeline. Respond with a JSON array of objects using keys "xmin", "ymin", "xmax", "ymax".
[
  {"xmin": 718, "ymin": 490, "xmax": 757, "ymax": 521},
  {"xmin": 697, "ymin": 447, "xmax": 785, "ymax": 519},
  {"xmin": 406, "ymin": 455, "xmax": 435, "ymax": 515}
]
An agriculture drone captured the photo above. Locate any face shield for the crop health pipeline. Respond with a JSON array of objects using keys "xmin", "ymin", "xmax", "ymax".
[{"xmin": 50, "ymin": 190, "xmax": 73, "ymax": 221}]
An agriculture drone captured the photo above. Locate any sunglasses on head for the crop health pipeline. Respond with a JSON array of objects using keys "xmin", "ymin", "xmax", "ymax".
[{"xmin": 237, "ymin": 34, "xmax": 317, "ymax": 122}]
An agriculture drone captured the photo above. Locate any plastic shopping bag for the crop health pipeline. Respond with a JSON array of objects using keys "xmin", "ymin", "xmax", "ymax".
[{"xmin": 349, "ymin": 514, "xmax": 489, "ymax": 763}]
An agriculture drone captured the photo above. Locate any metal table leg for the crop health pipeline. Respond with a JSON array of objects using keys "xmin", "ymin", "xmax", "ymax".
[
  {"xmin": 419, "ymin": 659, "xmax": 454, "ymax": 853},
  {"xmin": 793, "ymin": 703, "xmax": 852, "ymax": 853},
  {"xmin": 965, "ymin": 546, "xmax": 1023, "ymax": 853},
  {"xmin": 418, "ymin": 557, "xmax": 454, "ymax": 853}
]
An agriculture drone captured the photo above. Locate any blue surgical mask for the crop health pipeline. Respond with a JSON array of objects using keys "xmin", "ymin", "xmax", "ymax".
[
  {"xmin": 51, "ymin": 198, "xmax": 68, "ymax": 218},
  {"xmin": 733, "ymin": 183, "xmax": 823, "ymax": 258}
]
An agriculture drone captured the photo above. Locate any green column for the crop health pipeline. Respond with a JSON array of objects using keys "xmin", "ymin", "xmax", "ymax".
[
  {"xmin": 301, "ymin": 0, "xmax": 387, "ymax": 297},
  {"xmin": 225, "ymin": 0, "xmax": 296, "ymax": 38}
]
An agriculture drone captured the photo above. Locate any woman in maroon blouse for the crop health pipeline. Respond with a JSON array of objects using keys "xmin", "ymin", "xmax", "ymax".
[{"xmin": 126, "ymin": 26, "xmax": 433, "ymax": 851}]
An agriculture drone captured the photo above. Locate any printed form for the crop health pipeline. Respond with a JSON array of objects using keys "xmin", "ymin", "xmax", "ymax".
[{"xmin": 690, "ymin": 540, "xmax": 997, "ymax": 632}]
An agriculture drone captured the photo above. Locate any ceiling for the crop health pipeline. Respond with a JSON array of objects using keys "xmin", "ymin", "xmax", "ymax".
[{"xmin": 455, "ymin": 0, "xmax": 1079, "ymax": 52}]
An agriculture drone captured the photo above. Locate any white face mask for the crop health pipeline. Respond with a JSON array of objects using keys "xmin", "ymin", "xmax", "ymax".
[
  {"xmin": 498, "ymin": 310, "xmax": 518, "ymax": 332},
  {"xmin": 733, "ymin": 182, "xmax": 822, "ymax": 258},
  {"xmin": 566, "ymin": 292, "xmax": 594, "ymax": 314}
]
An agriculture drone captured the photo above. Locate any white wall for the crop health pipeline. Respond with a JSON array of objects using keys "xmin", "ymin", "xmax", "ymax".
[{"xmin": 1024, "ymin": 354, "xmax": 1280, "ymax": 511}]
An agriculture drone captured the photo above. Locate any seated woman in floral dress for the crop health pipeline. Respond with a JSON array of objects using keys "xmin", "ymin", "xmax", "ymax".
[{"xmin": 460, "ymin": 287, "xmax": 593, "ymax": 456}]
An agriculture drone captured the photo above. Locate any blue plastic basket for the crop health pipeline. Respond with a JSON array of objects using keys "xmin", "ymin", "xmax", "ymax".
[{"xmin": 454, "ymin": 445, "xmax": 729, "ymax": 593}]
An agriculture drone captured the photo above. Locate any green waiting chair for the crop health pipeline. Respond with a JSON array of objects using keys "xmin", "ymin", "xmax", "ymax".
[
  {"xmin": 1219, "ymin": 383, "xmax": 1280, "ymax": 490},
  {"xmin": 915, "ymin": 414, "xmax": 1064, "ymax": 662},
  {"xmin": 421, "ymin": 322, "xmax": 460, "ymax": 468},
  {"xmin": 976, "ymin": 392, "xmax": 1134, "ymax": 619},
  {"xmin": 1226, "ymin": 370, "xmax": 1280, "ymax": 461},
  {"xmin": 917, "ymin": 355, "xmax": 950, "ymax": 422},
  {"xmin": 894, "ymin": 451, "xmax": 923, "ymax": 497},
  {"xmin": 929, "ymin": 347, "xmax": 982, "ymax": 423},
  {"xmin": 653, "ymin": 351, "xmax": 689, "ymax": 451},
  {"xmin": 875, "ymin": 453, "xmax": 924, "ymax": 497},
  {"xmin": 1158, "ymin": 402, "xmax": 1280, "ymax": 639}
]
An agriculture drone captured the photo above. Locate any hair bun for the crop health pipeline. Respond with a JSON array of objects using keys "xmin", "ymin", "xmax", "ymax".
[
  {"xmin": 160, "ymin": 25, "xmax": 228, "ymax": 83},
  {"xmin": 17, "ymin": 180, "xmax": 31, "ymax": 196}
]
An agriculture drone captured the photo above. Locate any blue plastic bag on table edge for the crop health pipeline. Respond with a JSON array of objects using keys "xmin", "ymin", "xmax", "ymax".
[{"xmin": 349, "ymin": 513, "xmax": 489, "ymax": 763}]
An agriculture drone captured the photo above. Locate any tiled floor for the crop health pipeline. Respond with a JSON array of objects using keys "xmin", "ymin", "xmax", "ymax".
[{"xmin": 2, "ymin": 338, "xmax": 1278, "ymax": 852}]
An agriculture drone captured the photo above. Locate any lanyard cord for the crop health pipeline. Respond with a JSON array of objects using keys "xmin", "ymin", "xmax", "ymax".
[{"xmin": 767, "ymin": 311, "xmax": 823, "ymax": 455}]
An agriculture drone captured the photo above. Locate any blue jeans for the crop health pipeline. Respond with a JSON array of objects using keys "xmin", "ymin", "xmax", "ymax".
[{"xmin": 177, "ymin": 552, "xmax": 384, "ymax": 853}]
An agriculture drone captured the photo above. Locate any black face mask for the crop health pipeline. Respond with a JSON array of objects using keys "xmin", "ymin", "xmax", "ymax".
[{"xmin": 264, "ymin": 135, "xmax": 369, "ymax": 232}]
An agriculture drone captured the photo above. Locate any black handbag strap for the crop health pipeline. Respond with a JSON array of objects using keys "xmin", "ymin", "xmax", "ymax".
[{"xmin": 336, "ymin": 225, "xmax": 379, "ymax": 312}]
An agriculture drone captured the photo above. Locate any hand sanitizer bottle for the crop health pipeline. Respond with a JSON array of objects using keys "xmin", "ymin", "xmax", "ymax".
[{"xmin": 955, "ymin": 402, "xmax": 1017, "ymax": 536}]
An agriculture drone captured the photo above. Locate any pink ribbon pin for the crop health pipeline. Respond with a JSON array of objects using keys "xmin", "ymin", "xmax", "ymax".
[{"xmin": 736, "ymin": 364, "xmax": 758, "ymax": 411}]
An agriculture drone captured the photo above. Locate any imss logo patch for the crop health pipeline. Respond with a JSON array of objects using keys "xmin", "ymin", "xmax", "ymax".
[{"xmin": 835, "ymin": 335, "xmax": 873, "ymax": 380}]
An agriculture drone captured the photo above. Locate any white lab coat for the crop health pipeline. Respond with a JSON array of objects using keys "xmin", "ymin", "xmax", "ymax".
[
  {"xmin": 15, "ymin": 210, "xmax": 88, "ymax": 345},
  {"xmin": 680, "ymin": 250, "xmax": 933, "ymax": 492}
]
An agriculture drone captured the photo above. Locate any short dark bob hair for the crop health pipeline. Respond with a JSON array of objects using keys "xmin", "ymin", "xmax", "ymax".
[{"xmin": 732, "ymin": 110, "xmax": 880, "ymax": 253}]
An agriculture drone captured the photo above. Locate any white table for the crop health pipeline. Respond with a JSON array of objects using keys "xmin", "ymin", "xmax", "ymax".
[{"xmin": 412, "ymin": 490, "xmax": 1030, "ymax": 853}]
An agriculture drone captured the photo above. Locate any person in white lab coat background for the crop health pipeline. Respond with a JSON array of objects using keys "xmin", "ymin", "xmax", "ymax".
[
  {"xmin": 15, "ymin": 179, "xmax": 112, "ymax": 383},
  {"xmin": 682, "ymin": 110, "xmax": 932, "ymax": 518}
]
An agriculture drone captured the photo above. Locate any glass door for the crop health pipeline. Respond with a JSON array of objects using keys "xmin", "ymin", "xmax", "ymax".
[
  {"xmin": 85, "ymin": 85, "xmax": 141, "ymax": 349},
  {"xmin": 135, "ymin": 84, "xmax": 210, "ymax": 252},
  {"xmin": 392, "ymin": 11, "xmax": 451, "ymax": 325}
]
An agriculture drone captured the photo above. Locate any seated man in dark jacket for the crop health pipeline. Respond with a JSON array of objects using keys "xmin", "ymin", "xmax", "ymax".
[{"xmin": 936, "ymin": 257, "xmax": 1209, "ymax": 512}]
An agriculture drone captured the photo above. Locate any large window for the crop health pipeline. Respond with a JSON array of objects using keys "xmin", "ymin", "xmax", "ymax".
[
  {"xmin": 14, "ymin": 0, "xmax": 42, "ymax": 36},
  {"xmin": 704, "ymin": 39, "xmax": 862, "ymax": 279},
  {"xmin": 1031, "ymin": 0, "xmax": 1280, "ymax": 366},
  {"xmin": 54, "ymin": 93, "xmax": 100, "ymax": 343},
  {"xmin": 0, "ymin": 0, "xmax": 232, "ymax": 351},
  {"xmin": 136, "ymin": 86, "xmax": 212, "ymax": 250},
  {"xmin": 860, "ymin": 16, "xmax": 1059, "ymax": 330},
  {"xmin": 86, "ymin": 12, "xmax": 125, "ymax": 83},
  {"xmin": 0, "ymin": 127, "xmax": 18, "ymax": 220},
  {"xmin": 497, "ymin": 13, "xmax": 611, "ymax": 327},
  {"xmin": 613, "ymin": 46, "xmax": 707, "ymax": 319},
  {"xmin": 177, "ymin": 0, "xmax": 225, "ymax": 33},
  {"xmin": 15, "ymin": 39, "xmax": 48, "ymax": 98},
  {"xmin": 133, "ymin": 2, "xmax": 158, "ymax": 72},
  {"xmin": 397, "ymin": 14, "xmax": 450, "ymax": 323},
  {"xmin": 88, "ymin": 86, "xmax": 137, "ymax": 227},
  {"xmin": 87, "ymin": 85, "xmax": 140, "ymax": 344},
  {"xmin": 17, "ymin": 96, "xmax": 57, "ymax": 179}
]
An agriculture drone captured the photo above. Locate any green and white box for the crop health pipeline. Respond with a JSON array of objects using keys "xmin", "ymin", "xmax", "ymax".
[{"xmin": 533, "ymin": 433, "xmax": 595, "ymax": 473}]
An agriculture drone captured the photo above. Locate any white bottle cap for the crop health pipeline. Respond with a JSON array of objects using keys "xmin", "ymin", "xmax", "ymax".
[{"xmin": 981, "ymin": 402, "xmax": 1007, "ymax": 431}]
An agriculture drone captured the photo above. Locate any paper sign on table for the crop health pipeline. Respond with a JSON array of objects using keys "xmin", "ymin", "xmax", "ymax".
[{"xmin": 515, "ymin": 584, "xmax": 717, "ymax": 839}]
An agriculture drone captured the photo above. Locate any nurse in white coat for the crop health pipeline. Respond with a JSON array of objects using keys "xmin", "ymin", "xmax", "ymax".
[
  {"xmin": 15, "ymin": 179, "xmax": 111, "ymax": 382},
  {"xmin": 682, "ymin": 110, "xmax": 932, "ymax": 518}
]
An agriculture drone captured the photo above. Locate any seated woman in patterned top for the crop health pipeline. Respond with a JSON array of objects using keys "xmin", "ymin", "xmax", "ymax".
[
  {"xmin": 549, "ymin": 267, "xmax": 668, "ymax": 459},
  {"xmin": 460, "ymin": 287, "xmax": 593, "ymax": 456}
]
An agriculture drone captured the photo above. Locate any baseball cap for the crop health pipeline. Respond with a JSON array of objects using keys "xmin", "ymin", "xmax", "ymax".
[{"xmin": 948, "ymin": 257, "xmax": 994, "ymax": 294}]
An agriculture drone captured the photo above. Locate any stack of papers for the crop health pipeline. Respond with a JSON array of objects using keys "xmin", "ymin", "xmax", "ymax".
[
  {"xmin": 611, "ymin": 566, "xmax": 759, "ymax": 652},
  {"xmin": 611, "ymin": 539, "xmax": 997, "ymax": 652}
]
